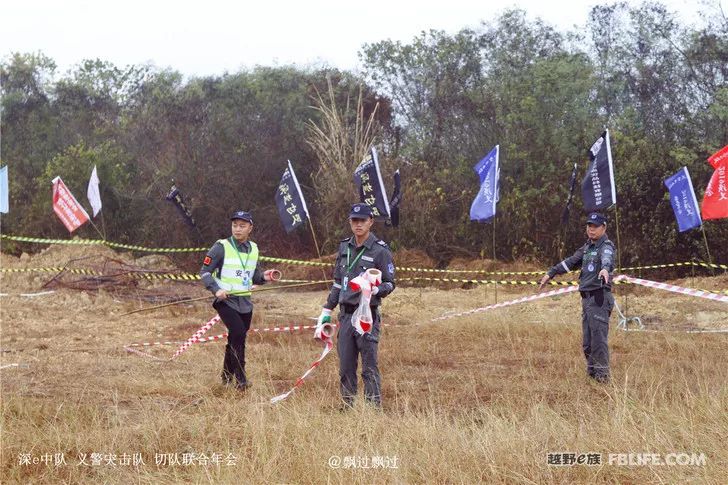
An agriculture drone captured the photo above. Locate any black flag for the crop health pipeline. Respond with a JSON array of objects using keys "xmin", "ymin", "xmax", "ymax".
[
  {"xmin": 387, "ymin": 169, "xmax": 401, "ymax": 227},
  {"xmin": 354, "ymin": 147, "xmax": 390, "ymax": 220},
  {"xmin": 561, "ymin": 162, "xmax": 578, "ymax": 225},
  {"xmin": 275, "ymin": 160, "xmax": 309, "ymax": 233},
  {"xmin": 581, "ymin": 130, "xmax": 617, "ymax": 211},
  {"xmin": 165, "ymin": 184, "xmax": 196, "ymax": 227}
]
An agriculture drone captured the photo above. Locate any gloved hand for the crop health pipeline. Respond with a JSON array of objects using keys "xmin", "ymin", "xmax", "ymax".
[{"xmin": 314, "ymin": 308, "xmax": 332, "ymax": 340}]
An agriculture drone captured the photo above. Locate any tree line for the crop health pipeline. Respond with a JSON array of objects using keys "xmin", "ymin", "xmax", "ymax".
[{"xmin": 1, "ymin": 2, "xmax": 726, "ymax": 268}]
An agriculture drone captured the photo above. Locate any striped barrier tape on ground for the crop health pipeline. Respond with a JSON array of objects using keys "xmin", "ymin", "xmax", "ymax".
[
  {"xmin": 627, "ymin": 328, "xmax": 728, "ymax": 334},
  {"xmin": 171, "ymin": 315, "xmax": 220, "ymax": 359},
  {"xmin": 126, "ymin": 323, "xmax": 323, "ymax": 352},
  {"xmin": 270, "ymin": 325, "xmax": 336, "ymax": 404},
  {"xmin": 0, "ymin": 363, "xmax": 30, "ymax": 370},
  {"xmin": 434, "ymin": 274, "xmax": 728, "ymax": 323},
  {"xmin": 615, "ymin": 275, "xmax": 728, "ymax": 303},
  {"xmin": 0, "ymin": 291, "xmax": 56, "ymax": 297},
  {"xmin": 123, "ymin": 346, "xmax": 170, "ymax": 361},
  {"xmin": 130, "ymin": 312, "xmax": 335, "ymax": 404},
  {"xmin": 431, "ymin": 285, "xmax": 581, "ymax": 322},
  {"xmin": 126, "ymin": 340, "xmax": 184, "ymax": 348},
  {"xmin": 400, "ymin": 276, "xmax": 728, "ymax": 295}
]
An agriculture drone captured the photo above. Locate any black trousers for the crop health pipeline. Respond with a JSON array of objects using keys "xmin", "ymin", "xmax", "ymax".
[
  {"xmin": 214, "ymin": 301, "xmax": 252, "ymax": 386},
  {"xmin": 337, "ymin": 305, "xmax": 381, "ymax": 406}
]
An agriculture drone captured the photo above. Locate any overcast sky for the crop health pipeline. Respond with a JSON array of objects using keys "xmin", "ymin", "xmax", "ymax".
[{"xmin": 1, "ymin": 0, "xmax": 720, "ymax": 77}]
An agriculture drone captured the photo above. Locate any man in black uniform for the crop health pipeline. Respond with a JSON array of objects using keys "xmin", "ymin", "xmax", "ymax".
[
  {"xmin": 315, "ymin": 203, "xmax": 396, "ymax": 408},
  {"xmin": 539, "ymin": 212, "xmax": 616, "ymax": 383},
  {"xmin": 200, "ymin": 210, "xmax": 279, "ymax": 390}
]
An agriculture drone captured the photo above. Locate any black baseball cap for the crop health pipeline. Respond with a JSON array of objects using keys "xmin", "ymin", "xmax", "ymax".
[
  {"xmin": 349, "ymin": 203, "xmax": 373, "ymax": 219},
  {"xmin": 230, "ymin": 210, "xmax": 253, "ymax": 223},
  {"xmin": 585, "ymin": 212, "xmax": 607, "ymax": 226}
]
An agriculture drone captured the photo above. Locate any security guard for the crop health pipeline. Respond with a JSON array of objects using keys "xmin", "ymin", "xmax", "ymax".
[
  {"xmin": 316, "ymin": 203, "xmax": 396, "ymax": 408},
  {"xmin": 200, "ymin": 210, "xmax": 279, "ymax": 390},
  {"xmin": 539, "ymin": 212, "xmax": 616, "ymax": 383}
]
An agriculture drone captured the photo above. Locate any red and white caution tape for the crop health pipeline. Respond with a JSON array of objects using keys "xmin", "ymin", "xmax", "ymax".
[
  {"xmin": 192, "ymin": 323, "xmax": 322, "ymax": 344},
  {"xmin": 615, "ymin": 275, "xmax": 728, "ymax": 303},
  {"xmin": 432, "ymin": 285, "xmax": 580, "ymax": 322},
  {"xmin": 171, "ymin": 315, "xmax": 220, "ymax": 359},
  {"xmin": 270, "ymin": 322, "xmax": 337, "ymax": 404},
  {"xmin": 123, "ymin": 346, "xmax": 171, "ymax": 361},
  {"xmin": 0, "ymin": 291, "xmax": 56, "ymax": 298},
  {"xmin": 126, "ymin": 340, "xmax": 183, "ymax": 348},
  {"xmin": 433, "ymin": 274, "xmax": 726, "ymax": 323}
]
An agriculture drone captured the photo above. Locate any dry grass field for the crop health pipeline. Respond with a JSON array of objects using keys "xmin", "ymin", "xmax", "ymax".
[{"xmin": 1, "ymin": 246, "xmax": 727, "ymax": 484}]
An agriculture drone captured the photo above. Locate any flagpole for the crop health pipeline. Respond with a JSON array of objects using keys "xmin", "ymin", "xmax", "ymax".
[
  {"xmin": 613, "ymin": 206, "xmax": 622, "ymax": 272},
  {"xmin": 700, "ymin": 225, "xmax": 715, "ymax": 276},
  {"xmin": 612, "ymin": 204, "xmax": 630, "ymax": 319},
  {"xmin": 307, "ymin": 218, "xmax": 329, "ymax": 281},
  {"xmin": 87, "ymin": 218, "xmax": 105, "ymax": 240},
  {"xmin": 99, "ymin": 212, "xmax": 107, "ymax": 240},
  {"xmin": 492, "ymin": 215, "xmax": 498, "ymax": 304}
]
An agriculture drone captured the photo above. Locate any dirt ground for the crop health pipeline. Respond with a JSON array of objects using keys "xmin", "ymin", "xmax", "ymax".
[{"xmin": 1, "ymin": 246, "xmax": 727, "ymax": 483}]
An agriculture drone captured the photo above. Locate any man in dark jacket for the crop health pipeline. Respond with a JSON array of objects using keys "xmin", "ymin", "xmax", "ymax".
[{"xmin": 539, "ymin": 212, "xmax": 616, "ymax": 383}]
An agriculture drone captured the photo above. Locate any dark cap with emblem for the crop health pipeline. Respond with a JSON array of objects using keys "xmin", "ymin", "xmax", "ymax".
[
  {"xmin": 349, "ymin": 203, "xmax": 373, "ymax": 219},
  {"xmin": 585, "ymin": 212, "xmax": 607, "ymax": 226},
  {"xmin": 230, "ymin": 210, "xmax": 253, "ymax": 223}
]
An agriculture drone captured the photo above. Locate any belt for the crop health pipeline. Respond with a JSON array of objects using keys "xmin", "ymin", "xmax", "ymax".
[
  {"xmin": 341, "ymin": 303, "xmax": 379, "ymax": 314},
  {"xmin": 580, "ymin": 287, "xmax": 610, "ymax": 299}
]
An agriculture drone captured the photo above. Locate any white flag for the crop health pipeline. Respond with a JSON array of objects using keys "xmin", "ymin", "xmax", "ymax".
[{"xmin": 87, "ymin": 165, "xmax": 102, "ymax": 217}]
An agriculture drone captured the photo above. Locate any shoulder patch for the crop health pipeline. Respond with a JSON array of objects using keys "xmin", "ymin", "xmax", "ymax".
[
  {"xmin": 203, "ymin": 256, "xmax": 212, "ymax": 266},
  {"xmin": 377, "ymin": 240, "xmax": 388, "ymax": 247}
]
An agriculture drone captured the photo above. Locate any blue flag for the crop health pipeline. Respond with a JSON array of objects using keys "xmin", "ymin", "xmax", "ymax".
[
  {"xmin": 664, "ymin": 166, "xmax": 701, "ymax": 232},
  {"xmin": 470, "ymin": 145, "xmax": 499, "ymax": 222},
  {"xmin": 0, "ymin": 166, "xmax": 8, "ymax": 213}
]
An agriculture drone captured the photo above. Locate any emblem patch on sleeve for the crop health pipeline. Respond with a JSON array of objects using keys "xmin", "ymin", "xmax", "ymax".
[{"xmin": 203, "ymin": 256, "xmax": 212, "ymax": 265}]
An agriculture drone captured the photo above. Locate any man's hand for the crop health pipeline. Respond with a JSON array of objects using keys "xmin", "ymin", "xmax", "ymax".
[
  {"xmin": 215, "ymin": 289, "xmax": 229, "ymax": 300},
  {"xmin": 362, "ymin": 283, "xmax": 379, "ymax": 299},
  {"xmin": 264, "ymin": 269, "xmax": 282, "ymax": 282},
  {"xmin": 598, "ymin": 269, "xmax": 609, "ymax": 285},
  {"xmin": 538, "ymin": 274, "xmax": 550, "ymax": 291}
]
